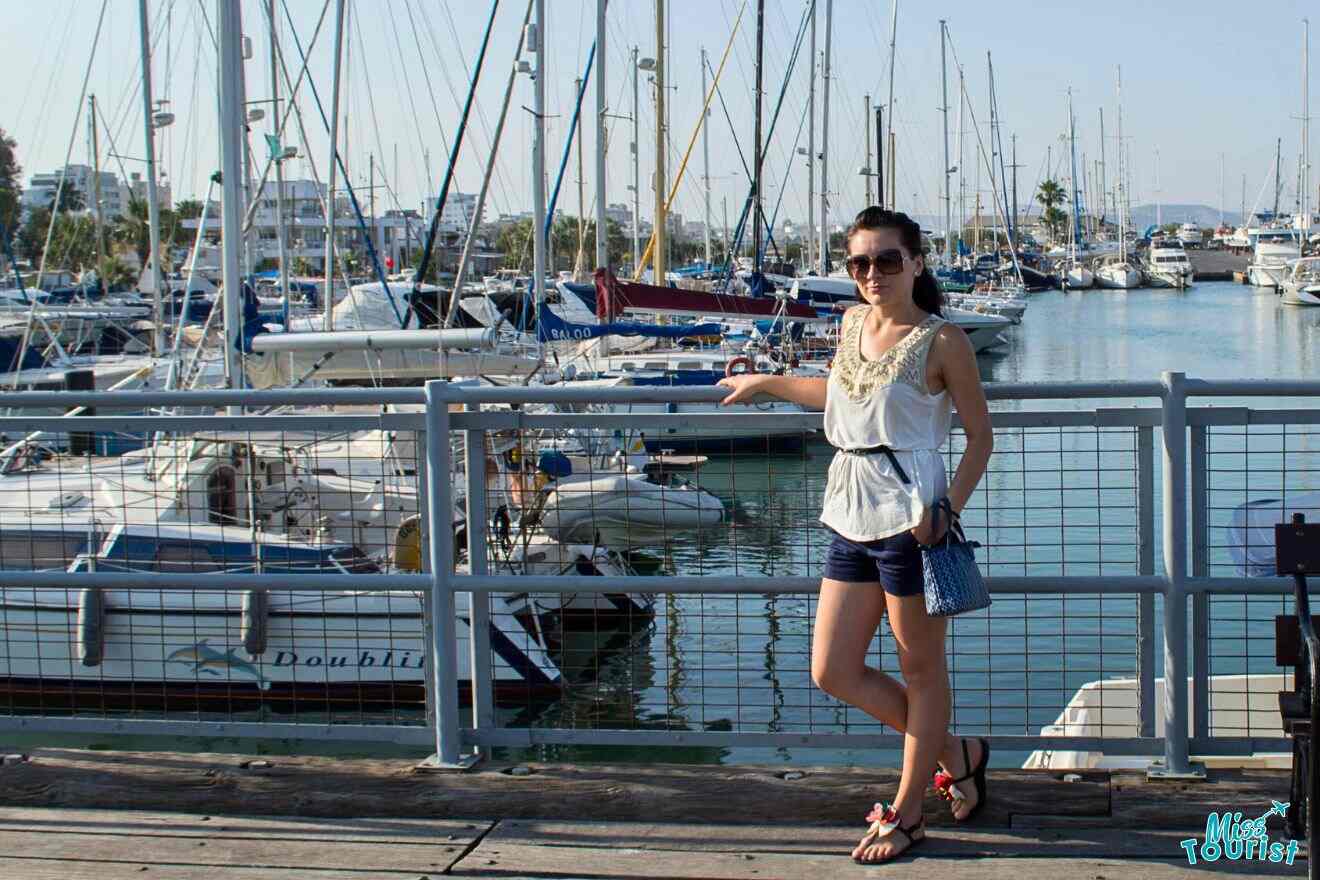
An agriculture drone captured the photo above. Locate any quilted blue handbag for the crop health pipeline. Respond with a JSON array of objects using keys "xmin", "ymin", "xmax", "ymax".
[{"xmin": 920, "ymin": 498, "xmax": 990, "ymax": 617}]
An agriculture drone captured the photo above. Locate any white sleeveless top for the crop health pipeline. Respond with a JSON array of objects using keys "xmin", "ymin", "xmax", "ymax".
[{"xmin": 819, "ymin": 307, "xmax": 953, "ymax": 542}]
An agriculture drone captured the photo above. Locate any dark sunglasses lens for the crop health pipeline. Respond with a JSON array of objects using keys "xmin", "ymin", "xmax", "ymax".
[
  {"xmin": 847, "ymin": 251, "xmax": 905, "ymax": 277},
  {"xmin": 875, "ymin": 250, "xmax": 905, "ymax": 274}
]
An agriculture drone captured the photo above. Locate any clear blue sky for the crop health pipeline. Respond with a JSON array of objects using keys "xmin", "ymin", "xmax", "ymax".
[{"xmin": 1, "ymin": 0, "xmax": 1314, "ymax": 231}]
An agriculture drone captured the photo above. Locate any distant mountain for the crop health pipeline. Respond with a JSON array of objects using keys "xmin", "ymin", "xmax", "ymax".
[{"xmin": 1128, "ymin": 204, "xmax": 1242, "ymax": 230}]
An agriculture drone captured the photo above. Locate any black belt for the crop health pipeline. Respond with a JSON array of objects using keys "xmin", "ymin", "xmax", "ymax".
[{"xmin": 837, "ymin": 444, "xmax": 911, "ymax": 485}]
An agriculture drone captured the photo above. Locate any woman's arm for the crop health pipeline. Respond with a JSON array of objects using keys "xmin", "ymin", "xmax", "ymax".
[
  {"xmin": 937, "ymin": 326, "xmax": 993, "ymax": 515},
  {"xmin": 716, "ymin": 373, "xmax": 828, "ymax": 410}
]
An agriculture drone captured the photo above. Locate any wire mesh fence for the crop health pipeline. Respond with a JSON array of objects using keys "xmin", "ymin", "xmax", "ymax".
[
  {"xmin": 1196, "ymin": 416, "xmax": 1320, "ymax": 756},
  {"xmin": 0, "ymin": 384, "xmax": 1314, "ymax": 770}
]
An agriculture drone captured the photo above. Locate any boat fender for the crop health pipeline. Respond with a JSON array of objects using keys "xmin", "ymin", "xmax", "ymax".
[{"xmin": 724, "ymin": 356, "xmax": 756, "ymax": 377}]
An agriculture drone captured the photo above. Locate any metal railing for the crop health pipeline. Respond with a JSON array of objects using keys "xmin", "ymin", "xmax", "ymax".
[{"xmin": 0, "ymin": 375, "xmax": 1314, "ymax": 775}]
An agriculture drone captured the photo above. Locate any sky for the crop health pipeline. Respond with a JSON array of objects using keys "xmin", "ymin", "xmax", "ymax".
[{"xmin": 1, "ymin": 0, "xmax": 1315, "ymax": 234}]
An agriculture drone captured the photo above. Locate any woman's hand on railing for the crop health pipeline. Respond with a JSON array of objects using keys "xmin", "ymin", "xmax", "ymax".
[{"xmin": 716, "ymin": 374, "xmax": 771, "ymax": 406}]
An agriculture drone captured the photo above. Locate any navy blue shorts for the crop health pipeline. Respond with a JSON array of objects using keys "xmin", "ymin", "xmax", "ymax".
[{"xmin": 823, "ymin": 528, "xmax": 925, "ymax": 596}]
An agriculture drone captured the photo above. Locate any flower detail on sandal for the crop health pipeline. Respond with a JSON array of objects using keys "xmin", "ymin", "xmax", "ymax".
[
  {"xmin": 863, "ymin": 802, "xmax": 902, "ymax": 835},
  {"xmin": 932, "ymin": 770, "xmax": 966, "ymax": 803}
]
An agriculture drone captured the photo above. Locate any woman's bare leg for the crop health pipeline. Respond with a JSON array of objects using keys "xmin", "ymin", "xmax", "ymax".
[{"xmin": 812, "ymin": 581, "xmax": 974, "ymax": 859}]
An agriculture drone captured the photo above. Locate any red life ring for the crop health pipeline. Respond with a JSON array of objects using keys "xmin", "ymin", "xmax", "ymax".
[{"xmin": 724, "ymin": 355, "xmax": 756, "ymax": 377}]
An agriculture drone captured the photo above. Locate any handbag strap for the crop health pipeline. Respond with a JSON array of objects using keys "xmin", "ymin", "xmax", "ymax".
[{"xmin": 931, "ymin": 498, "xmax": 968, "ymax": 545}]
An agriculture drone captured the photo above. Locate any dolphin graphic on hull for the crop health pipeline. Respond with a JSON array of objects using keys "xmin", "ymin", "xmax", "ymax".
[{"xmin": 167, "ymin": 640, "xmax": 268, "ymax": 689}]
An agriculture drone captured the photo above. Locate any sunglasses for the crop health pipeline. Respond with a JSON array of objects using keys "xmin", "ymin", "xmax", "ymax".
[{"xmin": 845, "ymin": 249, "xmax": 909, "ymax": 278}]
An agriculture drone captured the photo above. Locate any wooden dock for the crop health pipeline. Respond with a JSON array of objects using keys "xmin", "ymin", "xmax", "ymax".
[
  {"xmin": 1189, "ymin": 249, "xmax": 1249, "ymax": 282},
  {"xmin": 0, "ymin": 748, "xmax": 1307, "ymax": 877}
]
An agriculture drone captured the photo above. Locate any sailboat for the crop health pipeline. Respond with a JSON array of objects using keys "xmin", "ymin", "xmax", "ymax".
[
  {"xmin": 1094, "ymin": 68, "xmax": 1144, "ymax": 290},
  {"xmin": 1061, "ymin": 89, "xmax": 1094, "ymax": 290}
]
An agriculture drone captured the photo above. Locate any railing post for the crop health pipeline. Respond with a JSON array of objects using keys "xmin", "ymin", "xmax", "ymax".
[
  {"xmin": 464, "ymin": 406, "xmax": 495, "ymax": 756},
  {"xmin": 419, "ymin": 379, "xmax": 476, "ymax": 770},
  {"xmin": 1151, "ymin": 371, "xmax": 1204, "ymax": 779},
  {"xmin": 1137, "ymin": 425, "xmax": 1156, "ymax": 739},
  {"xmin": 1189, "ymin": 424, "xmax": 1210, "ymax": 753}
]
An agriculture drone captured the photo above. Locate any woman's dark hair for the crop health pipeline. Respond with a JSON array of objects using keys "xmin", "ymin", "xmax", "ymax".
[{"xmin": 844, "ymin": 206, "xmax": 943, "ymax": 316}]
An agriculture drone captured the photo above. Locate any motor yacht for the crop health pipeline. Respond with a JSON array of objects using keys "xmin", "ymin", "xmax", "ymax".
[
  {"xmin": 1143, "ymin": 239, "xmax": 1195, "ymax": 289},
  {"xmin": 1280, "ymin": 257, "xmax": 1320, "ymax": 306}
]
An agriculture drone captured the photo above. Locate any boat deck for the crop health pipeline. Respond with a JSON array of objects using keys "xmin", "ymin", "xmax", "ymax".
[{"xmin": 0, "ymin": 748, "xmax": 1306, "ymax": 877}]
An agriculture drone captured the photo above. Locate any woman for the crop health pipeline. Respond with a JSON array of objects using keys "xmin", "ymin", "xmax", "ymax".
[{"xmin": 718, "ymin": 207, "xmax": 993, "ymax": 864}]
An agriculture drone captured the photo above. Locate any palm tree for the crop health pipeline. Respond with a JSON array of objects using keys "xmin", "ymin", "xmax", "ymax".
[
  {"xmin": 113, "ymin": 197, "xmax": 151, "ymax": 266},
  {"xmin": 1036, "ymin": 179, "xmax": 1067, "ymax": 244}
]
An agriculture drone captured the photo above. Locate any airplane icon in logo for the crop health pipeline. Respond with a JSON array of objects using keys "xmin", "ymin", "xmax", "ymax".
[{"xmin": 1270, "ymin": 800, "xmax": 1290, "ymax": 819}]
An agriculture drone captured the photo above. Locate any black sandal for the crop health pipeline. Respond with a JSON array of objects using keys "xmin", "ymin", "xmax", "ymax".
[
  {"xmin": 853, "ymin": 802, "xmax": 927, "ymax": 864},
  {"xmin": 932, "ymin": 736, "xmax": 989, "ymax": 823}
]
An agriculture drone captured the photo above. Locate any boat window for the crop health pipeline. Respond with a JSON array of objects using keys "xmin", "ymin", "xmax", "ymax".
[
  {"xmin": 155, "ymin": 540, "xmax": 226, "ymax": 573},
  {"xmin": 644, "ymin": 362, "xmax": 666, "ymax": 370},
  {"xmin": 621, "ymin": 362, "xmax": 636, "ymax": 371},
  {"xmin": 207, "ymin": 466, "xmax": 240, "ymax": 525},
  {"xmin": 0, "ymin": 530, "xmax": 90, "ymax": 570},
  {"xmin": 676, "ymin": 361, "xmax": 702, "ymax": 370}
]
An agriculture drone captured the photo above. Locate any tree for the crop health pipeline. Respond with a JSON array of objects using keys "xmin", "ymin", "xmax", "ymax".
[
  {"xmin": 16, "ymin": 206, "xmax": 50, "ymax": 264},
  {"xmin": 0, "ymin": 127, "xmax": 20, "ymax": 232},
  {"xmin": 49, "ymin": 183, "xmax": 85, "ymax": 213},
  {"xmin": 46, "ymin": 214, "xmax": 98, "ymax": 271},
  {"xmin": 1035, "ymin": 179, "xmax": 1067, "ymax": 243},
  {"xmin": 495, "ymin": 218, "xmax": 534, "ymax": 270},
  {"xmin": 114, "ymin": 197, "xmax": 151, "ymax": 266},
  {"xmin": 174, "ymin": 199, "xmax": 204, "ymax": 219}
]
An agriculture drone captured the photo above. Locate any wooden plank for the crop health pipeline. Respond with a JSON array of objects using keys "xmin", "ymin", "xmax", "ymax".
[
  {"xmin": 0, "ymin": 857, "xmax": 427, "ymax": 880},
  {"xmin": 1111, "ymin": 768, "xmax": 1297, "ymax": 830},
  {"xmin": 0, "ymin": 828, "xmax": 469, "ymax": 874},
  {"xmin": 0, "ymin": 806, "xmax": 489, "ymax": 846},
  {"xmin": 483, "ymin": 819, "xmax": 1227, "ymax": 858},
  {"xmin": 0, "ymin": 748, "xmax": 1112, "ymax": 827},
  {"xmin": 450, "ymin": 842, "xmax": 1305, "ymax": 878}
]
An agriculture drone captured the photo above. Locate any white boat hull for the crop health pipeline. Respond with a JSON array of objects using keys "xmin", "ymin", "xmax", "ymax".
[
  {"xmin": 1064, "ymin": 267, "xmax": 1094, "ymax": 289},
  {"xmin": 1248, "ymin": 264, "xmax": 1288, "ymax": 288},
  {"xmin": 1094, "ymin": 265, "xmax": 1143, "ymax": 289},
  {"xmin": 538, "ymin": 473, "xmax": 725, "ymax": 545},
  {"xmin": 1281, "ymin": 282, "xmax": 1320, "ymax": 306},
  {"xmin": 0, "ymin": 589, "xmax": 562, "ymax": 706}
]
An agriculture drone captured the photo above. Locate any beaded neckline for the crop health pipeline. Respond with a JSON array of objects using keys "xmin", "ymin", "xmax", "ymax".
[{"xmin": 831, "ymin": 309, "xmax": 943, "ymax": 402}]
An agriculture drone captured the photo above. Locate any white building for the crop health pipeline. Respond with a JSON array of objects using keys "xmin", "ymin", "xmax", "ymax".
[
  {"xmin": 22, "ymin": 164, "xmax": 130, "ymax": 218},
  {"xmin": 180, "ymin": 180, "xmax": 472, "ymax": 273},
  {"xmin": 128, "ymin": 172, "xmax": 172, "ymax": 212}
]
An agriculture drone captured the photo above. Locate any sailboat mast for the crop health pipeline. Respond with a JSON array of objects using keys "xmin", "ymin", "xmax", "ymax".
[
  {"xmin": 1098, "ymin": 108, "xmax": 1107, "ymax": 224},
  {"xmin": 531, "ymin": 0, "xmax": 547, "ymax": 319},
  {"xmin": 818, "ymin": 0, "xmax": 832, "ymax": 274},
  {"xmin": 323, "ymin": 0, "xmax": 346, "ymax": 331},
  {"xmin": 752, "ymin": 0, "xmax": 765, "ymax": 273},
  {"xmin": 940, "ymin": 19, "xmax": 951, "ymax": 263},
  {"xmin": 956, "ymin": 65, "xmax": 965, "ymax": 256},
  {"xmin": 631, "ymin": 45, "xmax": 640, "ymax": 273},
  {"xmin": 1302, "ymin": 17, "xmax": 1310, "ymax": 230},
  {"xmin": 653, "ymin": 0, "xmax": 666, "ymax": 283},
  {"xmin": 1274, "ymin": 137, "xmax": 1282, "ymax": 218},
  {"xmin": 1067, "ymin": 88, "xmax": 1076, "ymax": 260},
  {"xmin": 805, "ymin": 1, "xmax": 815, "ymax": 269},
  {"xmin": 268, "ymin": 0, "xmax": 290, "ymax": 312},
  {"xmin": 138, "ymin": 0, "xmax": 165, "ymax": 353},
  {"xmin": 700, "ymin": 47, "xmax": 712, "ymax": 265},
  {"xmin": 884, "ymin": 0, "xmax": 897, "ymax": 167},
  {"xmin": 89, "ymin": 95, "xmax": 105, "ymax": 297},
  {"xmin": 863, "ymin": 94, "xmax": 872, "ymax": 204},
  {"xmin": 595, "ymin": 0, "xmax": 607, "ymax": 268},
  {"xmin": 217, "ymin": 0, "xmax": 247, "ymax": 400},
  {"xmin": 1116, "ymin": 66, "xmax": 1126, "ymax": 262}
]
